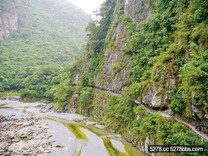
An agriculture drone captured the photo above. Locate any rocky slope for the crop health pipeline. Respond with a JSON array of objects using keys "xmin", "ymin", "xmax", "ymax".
[
  {"xmin": 0, "ymin": 100, "xmax": 145, "ymax": 155},
  {"xmin": 0, "ymin": 6, "xmax": 18, "ymax": 40},
  {"xmin": 4, "ymin": 0, "xmax": 206, "ymax": 154},
  {"xmin": 48, "ymin": 0, "xmax": 208, "ymax": 154},
  {"xmin": 68, "ymin": 0, "xmax": 208, "ymax": 134},
  {"xmin": 0, "ymin": 0, "xmax": 91, "ymax": 92},
  {"xmin": 0, "ymin": 115, "xmax": 52, "ymax": 155}
]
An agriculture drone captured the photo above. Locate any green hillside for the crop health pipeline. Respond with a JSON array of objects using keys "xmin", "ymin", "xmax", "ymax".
[
  {"xmin": 33, "ymin": 0, "xmax": 207, "ymax": 152},
  {"xmin": 0, "ymin": 0, "xmax": 91, "ymax": 91},
  {"xmin": 1, "ymin": 0, "xmax": 207, "ymax": 153}
]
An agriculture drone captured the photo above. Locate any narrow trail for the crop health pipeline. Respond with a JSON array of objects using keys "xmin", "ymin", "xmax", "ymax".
[{"xmin": 79, "ymin": 84, "xmax": 208, "ymax": 143}]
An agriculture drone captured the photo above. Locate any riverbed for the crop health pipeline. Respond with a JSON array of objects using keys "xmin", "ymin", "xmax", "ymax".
[{"xmin": 0, "ymin": 100, "xmax": 146, "ymax": 156}]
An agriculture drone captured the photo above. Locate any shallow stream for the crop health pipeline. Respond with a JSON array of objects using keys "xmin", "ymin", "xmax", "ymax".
[{"xmin": 0, "ymin": 100, "xmax": 146, "ymax": 156}]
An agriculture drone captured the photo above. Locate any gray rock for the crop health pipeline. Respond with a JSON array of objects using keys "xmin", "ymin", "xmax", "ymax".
[
  {"xmin": 165, "ymin": 78, "xmax": 176, "ymax": 89},
  {"xmin": 144, "ymin": 136, "xmax": 149, "ymax": 153},
  {"xmin": 136, "ymin": 140, "xmax": 142, "ymax": 152},
  {"xmin": 141, "ymin": 68, "xmax": 176, "ymax": 108},
  {"xmin": 0, "ymin": 7, "xmax": 18, "ymax": 40},
  {"xmin": 124, "ymin": 0, "xmax": 152, "ymax": 24},
  {"xmin": 0, "ymin": 115, "xmax": 10, "ymax": 122},
  {"xmin": 7, "ymin": 131, "xmax": 15, "ymax": 139},
  {"xmin": 86, "ymin": 122, "xmax": 96, "ymax": 126},
  {"xmin": 101, "ymin": 22, "xmax": 130, "ymax": 92},
  {"xmin": 191, "ymin": 96, "xmax": 200, "ymax": 106},
  {"xmin": 204, "ymin": 114, "xmax": 208, "ymax": 120},
  {"xmin": 142, "ymin": 85, "xmax": 168, "ymax": 108},
  {"xmin": 4, "ymin": 94, "xmax": 10, "ymax": 100},
  {"xmin": 94, "ymin": 124, "xmax": 105, "ymax": 129},
  {"xmin": 9, "ymin": 96, "xmax": 20, "ymax": 101},
  {"xmin": 164, "ymin": 109, "xmax": 174, "ymax": 116},
  {"xmin": 191, "ymin": 105, "xmax": 202, "ymax": 119},
  {"xmin": 152, "ymin": 91, "xmax": 163, "ymax": 107},
  {"xmin": 73, "ymin": 74, "xmax": 79, "ymax": 84}
]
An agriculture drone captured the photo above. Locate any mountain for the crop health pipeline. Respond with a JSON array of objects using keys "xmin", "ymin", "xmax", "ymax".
[
  {"xmin": 40, "ymin": 0, "xmax": 207, "ymax": 153},
  {"xmin": 1, "ymin": 0, "xmax": 208, "ymax": 153},
  {"xmin": 0, "ymin": 0, "xmax": 91, "ymax": 91}
]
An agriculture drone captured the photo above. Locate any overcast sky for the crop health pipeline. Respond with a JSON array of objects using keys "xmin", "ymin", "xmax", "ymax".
[{"xmin": 67, "ymin": 0, "xmax": 105, "ymax": 15}]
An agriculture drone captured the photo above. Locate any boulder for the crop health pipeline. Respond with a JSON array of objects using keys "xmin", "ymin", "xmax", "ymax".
[
  {"xmin": 191, "ymin": 105, "xmax": 202, "ymax": 120},
  {"xmin": 94, "ymin": 124, "xmax": 105, "ymax": 129},
  {"xmin": 144, "ymin": 136, "xmax": 149, "ymax": 153},
  {"xmin": 204, "ymin": 114, "xmax": 208, "ymax": 120},
  {"xmin": 4, "ymin": 94, "xmax": 10, "ymax": 100},
  {"xmin": 142, "ymin": 85, "xmax": 168, "ymax": 108},
  {"xmin": 86, "ymin": 122, "xmax": 96, "ymax": 126},
  {"xmin": 191, "ymin": 96, "xmax": 200, "ymax": 106},
  {"xmin": 9, "ymin": 96, "xmax": 20, "ymax": 101}
]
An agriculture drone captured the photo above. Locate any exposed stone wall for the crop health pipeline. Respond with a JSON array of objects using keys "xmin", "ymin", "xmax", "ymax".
[
  {"xmin": 93, "ymin": 0, "xmax": 153, "ymax": 92},
  {"xmin": 142, "ymin": 65, "xmax": 177, "ymax": 108},
  {"xmin": 0, "ymin": 7, "xmax": 18, "ymax": 40},
  {"xmin": 72, "ymin": 0, "xmax": 153, "ymax": 93},
  {"xmin": 124, "ymin": 0, "xmax": 152, "ymax": 24},
  {"xmin": 99, "ymin": 22, "xmax": 130, "ymax": 93}
]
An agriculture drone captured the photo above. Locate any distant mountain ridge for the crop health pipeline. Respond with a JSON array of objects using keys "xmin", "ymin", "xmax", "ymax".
[{"xmin": 0, "ymin": 0, "xmax": 91, "ymax": 91}]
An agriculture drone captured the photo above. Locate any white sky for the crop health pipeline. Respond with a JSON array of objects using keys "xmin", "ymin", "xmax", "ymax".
[{"xmin": 67, "ymin": 0, "xmax": 105, "ymax": 15}]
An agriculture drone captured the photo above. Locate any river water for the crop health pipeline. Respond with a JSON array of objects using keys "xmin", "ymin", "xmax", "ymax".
[{"xmin": 0, "ymin": 100, "xmax": 146, "ymax": 156}]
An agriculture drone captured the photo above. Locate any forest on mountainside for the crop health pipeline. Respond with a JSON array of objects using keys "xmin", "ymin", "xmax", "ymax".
[
  {"xmin": 0, "ymin": 0, "xmax": 90, "ymax": 95},
  {"xmin": 48, "ymin": 0, "xmax": 208, "ymax": 120},
  {"xmin": 0, "ymin": 0, "xmax": 208, "ymax": 154},
  {"xmin": 28, "ymin": 0, "xmax": 207, "ymax": 153}
]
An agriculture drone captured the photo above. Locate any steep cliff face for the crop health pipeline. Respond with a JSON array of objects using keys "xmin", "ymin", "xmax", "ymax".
[
  {"xmin": 50, "ymin": 0, "xmax": 208, "ymax": 153},
  {"xmin": 0, "ymin": 0, "xmax": 91, "ymax": 94},
  {"xmin": 124, "ymin": 0, "xmax": 152, "ymax": 24},
  {"xmin": 93, "ymin": 0, "xmax": 153, "ymax": 93},
  {"xmin": 0, "ymin": 7, "xmax": 18, "ymax": 40},
  {"xmin": 142, "ymin": 66, "xmax": 177, "ymax": 108},
  {"xmin": 98, "ymin": 22, "xmax": 129, "ymax": 92},
  {"xmin": 98, "ymin": 0, "xmax": 173, "ymax": 110},
  {"xmin": 70, "ymin": 0, "xmax": 208, "ymax": 120}
]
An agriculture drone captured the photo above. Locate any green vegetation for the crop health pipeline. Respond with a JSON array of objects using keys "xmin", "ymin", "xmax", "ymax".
[
  {"xmin": 42, "ymin": 0, "xmax": 207, "ymax": 152},
  {"xmin": 0, "ymin": 0, "xmax": 14, "ymax": 14},
  {"xmin": 0, "ymin": 90, "xmax": 20, "ymax": 100},
  {"xmin": 122, "ymin": 0, "xmax": 208, "ymax": 117},
  {"xmin": 0, "ymin": 0, "xmax": 90, "ymax": 95},
  {"xmin": 103, "ymin": 138, "xmax": 123, "ymax": 156},
  {"xmin": 64, "ymin": 123, "xmax": 88, "ymax": 140},
  {"xmin": 1, "ymin": 0, "xmax": 207, "ymax": 153},
  {"xmin": 86, "ymin": 0, "xmax": 116, "ymax": 54},
  {"xmin": 19, "ymin": 65, "xmax": 60, "ymax": 100},
  {"xmin": 88, "ymin": 91, "xmax": 208, "ymax": 155},
  {"xmin": 78, "ymin": 87, "xmax": 93, "ymax": 115}
]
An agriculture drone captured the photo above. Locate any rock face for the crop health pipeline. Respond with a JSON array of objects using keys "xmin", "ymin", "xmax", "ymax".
[
  {"xmin": 72, "ymin": 0, "xmax": 153, "ymax": 94},
  {"xmin": 0, "ymin": 115, "xmax": 52, "ymax": 155},
  {"xmin": 142, "ymin": 85, "xmax": 166, "ymax": 108},
  {"xmin": 69, "ymin": 0, "xmax": 208, "ymax": 152},
  {"xmin": 93, "ymin": 0, "xmax": 153, "ymax": 93},
  {"xmin": 99, "ymin": 22, "xmax": 130, "ymax": 93},
  {"xmin": 124, "ymin": 0, "xmax": 152, "ymax": 24},
  {"xmin": 191, "ymin": 105, "xmax": 202, "ymax": 120},
  {"xmin": 4, "ymin": 95, "xmax": 20, "ymax": 101},
  {"xmin": 0, "ymin": 7, "xmax": 18, "ymax": 40},
  {"xmin": 142, "ymin": 66, "xmax": 176, "ymax": 108}
]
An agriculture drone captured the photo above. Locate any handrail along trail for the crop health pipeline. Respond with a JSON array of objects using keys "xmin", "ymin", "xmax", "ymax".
[{"xmin": 71, "ymin": 83, "xmax": 208, "ymax": 143}]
